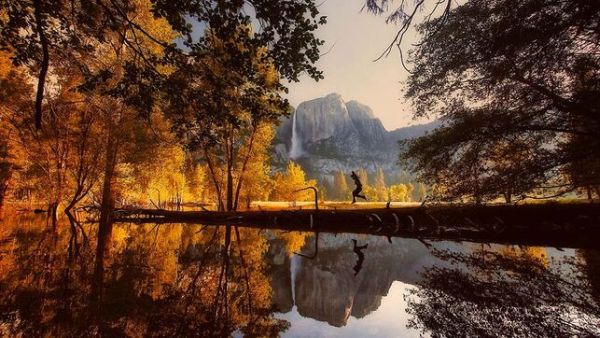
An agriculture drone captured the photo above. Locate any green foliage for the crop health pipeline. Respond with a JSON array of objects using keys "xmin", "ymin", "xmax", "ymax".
[{"xmin": 401, "ymin": 0, "xmax": 600, "ymax": 203}]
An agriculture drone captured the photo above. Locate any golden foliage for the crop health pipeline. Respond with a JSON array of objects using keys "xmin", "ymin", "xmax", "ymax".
[{"xmin": 269, "ymin": 161, "xmax": 317, "ymax": 202}]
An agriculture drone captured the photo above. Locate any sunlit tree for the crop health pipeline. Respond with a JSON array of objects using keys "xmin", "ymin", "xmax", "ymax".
[
  {"xmin": 270, "ymin": 162, "xmax": 316, "ymax": 202},
  {"xmin": 332, "ymin": 170, "xmax": 349, "ymax": 201},
  {"xmin": 374, "ymin": 167, "xmax": 387, "ymax": 201}
]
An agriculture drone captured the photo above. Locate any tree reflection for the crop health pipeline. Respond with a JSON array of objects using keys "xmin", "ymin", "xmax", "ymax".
[
  {"xmin": 0, "ymin": 217, "xmax": 289, "ymax": 337},
  {"xmin": 406, "ymin": 246, "xmax": 600, "ymax": 337}
]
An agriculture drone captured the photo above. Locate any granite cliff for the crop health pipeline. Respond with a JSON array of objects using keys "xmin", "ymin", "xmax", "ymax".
[{"xmin": 272, "ymin": 93, "xmax": 439, "ymax": 181}]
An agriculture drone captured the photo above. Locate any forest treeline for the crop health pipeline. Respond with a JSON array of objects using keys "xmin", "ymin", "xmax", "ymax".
[
  {"xmin": 0, "ymin": 0, "xmax": 331, "ymax": 221},
  {"xmin": 324, "ymin": 168, "xmax": 426, "ymax": 202},
  {"xmin": 2, "ymin": 0, "xmax": 600, "ymax": 218},
  {"xmin": 0, "ymin": 0, "xmax": 333, "ymax": 293}
]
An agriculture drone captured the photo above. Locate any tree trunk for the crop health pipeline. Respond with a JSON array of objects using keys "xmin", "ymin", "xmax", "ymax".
[
  {"xmin": 226, "ymin": 160, "xmax": 234, "ymax": 211},
  {"xmin": 48, "ymin": 200, "xmax": 59, "ymax": 229},
  {"xmin": 233, "ymin": 126, "xmax": 257, "ymax": 211},
  {"xmin": 504, "ymin": 188, "xmax": 512, "ymax": 204},
  {"xmin": 33, "ymin": 0, "xmax": 49, "ymax": 130},
  {"xmin": 204, "ymin": 147, "xmax": 225, "ymax": 211},
  {"xmin": 226, "ymin": 133, "xmax": 235, "ymax": 212},
  {"xmin": 0, "ymin": 169, "xmax": 11, "ymax": 213},
  {"xmin": 92, "ymin": 129, "xmax": 118, "ymax": 301}
]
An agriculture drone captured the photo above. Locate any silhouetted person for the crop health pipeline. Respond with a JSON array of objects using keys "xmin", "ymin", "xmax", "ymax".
[
  {"xmin": 350, "ymin": 171, "xmax": 367, "ymax": 203},
  {"xmin": 352, "ymin": 239, "xmax": 368, "ymax": 276}
]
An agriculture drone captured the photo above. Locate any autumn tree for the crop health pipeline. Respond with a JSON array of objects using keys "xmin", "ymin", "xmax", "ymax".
[
  {"xmin": 0, "ymin": 50, "xmax": 31, "ymax": 210},
  {"xmin": 270, "ymin": 161, "xmax": 316, "ymax": 202},
  {"xmin": 183, "ymin": 157, "xmax": 208, "ymax": 204},
  {"xmin": 237, "ymin": 125, "xmax": 276, "ymax": 209},
  {"xmin": 1, "ymin": 0, "xmax": 327, "ymax": 308},
  {"xmin": 166, "ymin": 26, "xmax": 289, "ymax": 211},
  {"xmin": 388, "ymin": 184, "xmax": 408, "ymax": 202},
  {"xmin": 1, "ymin": 0, "xmax": 174, "ymax": 129},
  {"xmin": 374, "ymin": 167, "xmax": 387, "ymax": 201}
]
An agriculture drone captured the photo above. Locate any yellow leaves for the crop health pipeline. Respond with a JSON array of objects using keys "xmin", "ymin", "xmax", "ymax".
[
  {"xmin": 92, "ymin": 0, "xmax": 178, "ymax": 81},
  {"xmin": 0, "ymin": 50, "xmax": 33, "ymax": 111},
  {"xmin": 270, "ymin": 161, "xmax": 317, "ymax": 202},
  {"xmin": 276, "ymin": 231, "xmax": 310, "ymax": 255},
  {"xmin": 237, "ymin": 124, "xmax": 275, "ymax": 207},
  {"xmin": 112, "ymin": 226, "xmax": 129, "ymax": 251},
  {"xmin": 0, "ymin": 50, "xmax": 12, "ymax": 78},
  {"xmin": 185, "ymin": 163, "xmax": 207, "ymax": 202},
  {"xmin": 498, "ymin": 246, "xmax": 548, "ymax": 268},
  {"xmin": 131, "ymin": 0, "xmax": 178, "ymax": 54},
  {"xmin": 389, "ymin": 184, "xmax": 409, "ymax": 202}
]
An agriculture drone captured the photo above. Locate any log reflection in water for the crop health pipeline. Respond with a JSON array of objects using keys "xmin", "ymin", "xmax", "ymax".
[
  {"xmin": 406, "ymin": 246, "xmax": 600, "ymax": 337},
  {"xmin": 1, "ymin": 211, "xmax": 599, "ymax": 337}
]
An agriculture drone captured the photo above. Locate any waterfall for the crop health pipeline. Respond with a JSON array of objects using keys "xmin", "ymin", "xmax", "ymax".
[
  {"xmin": 289, "ymin": 111, "xmax": 303, "ymax": 159},
  {"xmin": 290, "ymin": 254, "xmax": 299, "ymax": 304}
]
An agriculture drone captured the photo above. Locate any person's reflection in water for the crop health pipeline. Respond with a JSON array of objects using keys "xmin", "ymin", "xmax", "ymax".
[{"xmin": 351, "ymin": 239, "xmax": 368, "ymax": 276}]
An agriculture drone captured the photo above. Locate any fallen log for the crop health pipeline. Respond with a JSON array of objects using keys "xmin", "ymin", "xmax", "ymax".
[{"xmin": 112, "ymin": 203, "xmax": 600, "ymax": 249}]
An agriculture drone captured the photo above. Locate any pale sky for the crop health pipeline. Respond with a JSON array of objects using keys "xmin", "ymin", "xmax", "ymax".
[{"xmin": 284, "ymin": 0, "xmax": 426, "ymax": 130}]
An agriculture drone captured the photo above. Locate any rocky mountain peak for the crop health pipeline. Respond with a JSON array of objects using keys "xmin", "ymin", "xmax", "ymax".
[
  {"xmin": 294, "ymin": 92, "xmax": 356, "ymax": 145},
  {"xmin": 346, "ymin": 100, "xmax": 375, "ymax": 120},
  {"xmin": 272, "ymin": 93, "xmax": 439, "ymax": 181}
]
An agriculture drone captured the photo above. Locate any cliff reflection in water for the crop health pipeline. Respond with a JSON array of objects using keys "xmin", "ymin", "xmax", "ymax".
[{"xmin": 0, "ymin": 212, "xmax": 599, "ymax": 337}]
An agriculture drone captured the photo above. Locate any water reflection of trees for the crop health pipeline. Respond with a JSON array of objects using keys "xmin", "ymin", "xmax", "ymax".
[
  {"xmin": 406, "ymin": 247, "xmax": 600, "ymax": 337},
  {"xmin": 0, "ymin": 218, "xmax": 289, "ymax": 337}
]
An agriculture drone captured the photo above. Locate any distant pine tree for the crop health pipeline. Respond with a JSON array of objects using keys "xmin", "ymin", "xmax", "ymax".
[
  {"xmin": 332, "ymin": 170, "xmax": 349, "ymax": 200},
  {"xmin": 374, "ymin": 167, "xmax": 387, "ymax": 201}
]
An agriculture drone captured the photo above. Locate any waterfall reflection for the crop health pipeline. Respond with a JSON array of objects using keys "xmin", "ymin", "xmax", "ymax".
[{"xmin": 0, "ymin": 214, "xmax": 599, "ymax": 337}]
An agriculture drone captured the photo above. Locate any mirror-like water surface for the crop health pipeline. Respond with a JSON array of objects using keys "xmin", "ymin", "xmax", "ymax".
[{"xmin": 0, "ymin": 212, "xmax": 599, "ymax": 337}]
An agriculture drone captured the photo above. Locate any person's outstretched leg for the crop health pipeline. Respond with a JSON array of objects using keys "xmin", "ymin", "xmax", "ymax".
[{"xmin": 352, "ymin": 187, "xmax": 360, "ymax": 204}]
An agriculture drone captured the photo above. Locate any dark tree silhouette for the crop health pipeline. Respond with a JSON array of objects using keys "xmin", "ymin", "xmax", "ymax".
[
  {"xmin": 406, "ymin": 247, "xmax": 600, "ymax": 337},
  {"xmin": 397, "ymin": 0, "xmax": 600, "ymax": 202}
]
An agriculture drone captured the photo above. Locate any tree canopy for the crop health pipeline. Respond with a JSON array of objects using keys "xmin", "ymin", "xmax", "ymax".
[
  {"xmin": 0, "ymin": 0, "xmax": 326, "ymax": 129},
  {"xmin": 399, "ymin": 0, "xmax": 600, "ymax": 202}
]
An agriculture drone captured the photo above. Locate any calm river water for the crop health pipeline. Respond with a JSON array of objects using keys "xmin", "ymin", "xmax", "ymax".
[{"xmin": 0, "ymin": 212, "xmax": 599, "ymax": 337}]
